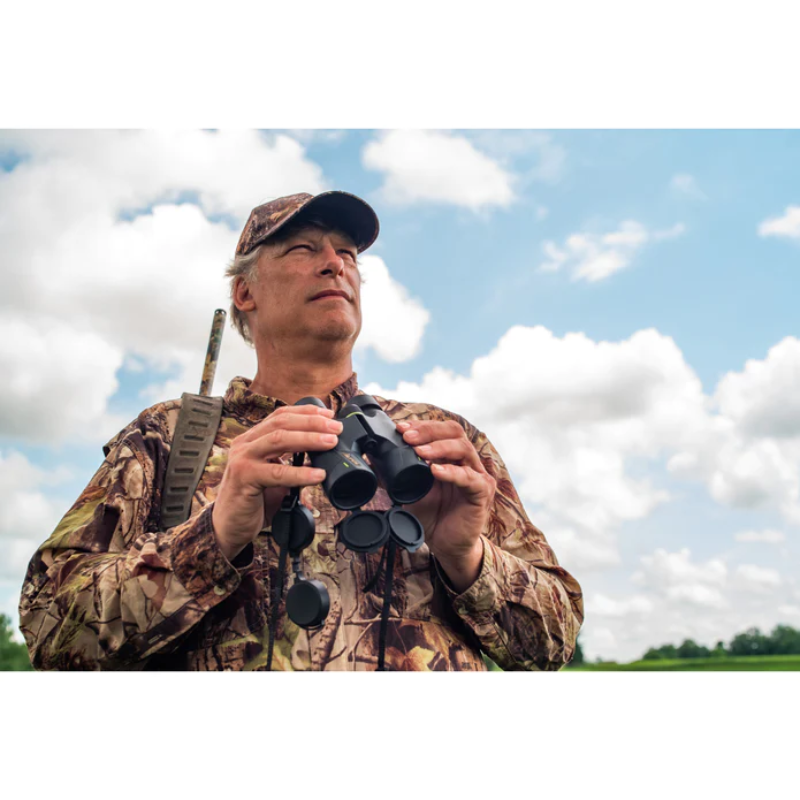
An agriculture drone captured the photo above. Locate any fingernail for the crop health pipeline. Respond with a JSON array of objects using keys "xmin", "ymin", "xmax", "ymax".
[
  {"xmin": 322, "ymin": 434, "xmax": 338, "ymax": 444},
  {"xmin": 397, "ymin": 421, "xmax": 410, "ymax": 430},
  {"xmin": 405, "ymin": 429, "xmax": 419, "ymax": 440}
]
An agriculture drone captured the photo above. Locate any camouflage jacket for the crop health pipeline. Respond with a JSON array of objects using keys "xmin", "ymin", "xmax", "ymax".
[{"xmin": 19, "ymin": 375, "xmax": 584, "ymax": 671}]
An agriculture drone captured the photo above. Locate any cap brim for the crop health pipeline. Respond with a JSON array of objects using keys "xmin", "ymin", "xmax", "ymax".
[{"xmin": 291, "ymin": 191, "xmax": 379, "ymax": 253}]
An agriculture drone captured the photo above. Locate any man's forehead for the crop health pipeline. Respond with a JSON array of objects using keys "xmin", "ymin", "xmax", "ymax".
[{"xmin": 281, "ymin": 225, "xmax": 357, "ymax": 247}]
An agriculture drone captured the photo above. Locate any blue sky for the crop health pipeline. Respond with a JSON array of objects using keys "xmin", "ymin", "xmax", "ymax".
[{"xmin": 2, "ymin": 128, "xmax": 799, "ymax": 662}]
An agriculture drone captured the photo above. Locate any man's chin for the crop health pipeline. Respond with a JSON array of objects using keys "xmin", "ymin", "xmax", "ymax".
[{"xmin": 310, "ymin": 322, "xmax": 360, "ymax": 344}]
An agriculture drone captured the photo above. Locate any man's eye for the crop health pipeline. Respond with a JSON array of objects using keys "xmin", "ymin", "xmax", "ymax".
[
  {"xmin": 288, "ymin": 244, "xmax": 313, "ymax": 253},
  {"xmin": 339, "ymin": 250, "xmax": 357, "ymax": 261}
]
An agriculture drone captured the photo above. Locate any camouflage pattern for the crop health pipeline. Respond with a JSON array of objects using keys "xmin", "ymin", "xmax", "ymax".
[
  {"xmin": 199, "ymin": 309, "xmax": 226, "ymax": 397},
  {"xmin": 19, "ymin": 375, "xmax": 584, "ymax": 671},
  {"xmin": 235, "ymin": 191, "xmax": 380, "ymax": 256}
]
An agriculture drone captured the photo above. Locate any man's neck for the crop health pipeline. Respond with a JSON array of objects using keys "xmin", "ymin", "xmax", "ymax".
[{"xmin": 248, "ymin": 340, "xmax": 355, "ymax": 407}]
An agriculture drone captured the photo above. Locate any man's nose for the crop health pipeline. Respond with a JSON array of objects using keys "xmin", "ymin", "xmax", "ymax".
[{"xmin": 317, "ymin": 242, "xmax": 345, "ymax": 276}]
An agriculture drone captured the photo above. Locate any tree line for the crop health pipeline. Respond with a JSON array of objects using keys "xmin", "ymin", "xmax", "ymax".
[{"xmin": 641, "ymin": 624, "xmax": 800, "ymax": 661}]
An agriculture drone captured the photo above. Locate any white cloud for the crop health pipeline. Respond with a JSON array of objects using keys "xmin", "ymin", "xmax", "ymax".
[
  {"xmin": 627, "ymin": 548, "xmax": 729, "ymax": 617},
  {"xmin": 778, "ymin": 604, "xmax": 800, "ymax": 617},
  {"xmin": 0, "ymin": 129, "xmax": 327, "ymax": 222},
  {"xmin": 734, "ymin": 564, "xmax": 782, "ymax": 593},
  {"xmin": 0, "ymin": 318, "xmax": 126, "ymax": 443},
  {"xmin": 758, "ymin": 205, "xmax": 800, "ymax": 239},
  {"xmin": 632, "ymin": 547, "xmax": 727, "ymax": 590},
  {"xmin": 590, "ymin": 593, "xmax": 654, "ymax": 618},
  {"xmin": 356, "ymin": 255, "xmax": 431, "ymax": 363},
  {"xmin": 664, "ymin": 584, "xmax": 726, "ymax": 609},
  {"xmin": 581, "ymin": 625, "xmax": 617, "ymax": 658},
  {"xmin": 0, "ymin": 450, "xmax": 73, "ymax": 582},
  {"xmin": 362, "ymin": 130, "xmax": 515, "ymax": 211},
  {"xmin": 715, "ymin": 337, "xmax": 800, "ymax": 440},
  {"xmin": 669, "ymin": 337, "xmax": 800, "ymax": 521},
  {"xmin": 539, "ymin": 220, "xmax": 685, "ymax": 282},
  {"xmin": 670, "ymin": 173, "xmax": 706, "ymax": 200},
  {"xmin": 734, "ymin": 529, "xmax": 786, "ymax": 544}
]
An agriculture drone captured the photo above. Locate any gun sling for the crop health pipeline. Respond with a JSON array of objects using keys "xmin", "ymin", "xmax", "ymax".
[{"xmin": 160, "ymin": 393, "xmax": 224, "ymax": 529}]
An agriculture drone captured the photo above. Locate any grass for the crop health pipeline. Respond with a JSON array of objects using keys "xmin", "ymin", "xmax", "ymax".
[{"xmin": 566, "ymin": 654, "xmax": 800, "ymax": 671}]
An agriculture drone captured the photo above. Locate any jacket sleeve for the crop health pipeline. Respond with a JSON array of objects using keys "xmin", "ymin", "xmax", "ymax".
[
  {"xmin": 18, "ymin": 421, "xmax": 252, "ymax": 671},
  {"xmin": 434, "ymin": 422, "xmax": 584, "ymax": 672}
]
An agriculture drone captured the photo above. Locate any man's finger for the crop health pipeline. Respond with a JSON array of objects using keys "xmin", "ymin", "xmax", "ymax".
[
  {"xmin": 430, "ymin": 463, "xmax": 494, "ymax": 502},
  {"xmin": 412, "ymin": 437, "xmax": 485, "ymax": 473},
  {"xmin": 242, "ymin": 428, "xmax": 341, "ymax": 461},
  {"xmin": 236, "ymin": 404, "xmax": 336, "ymax": 444},
  {"xmin": 246, "ymin": 461, "xmax": 327, "ymax": 490},
  {"xmin": 397, "ymin": 419, "xmax": 465, "ymax": 446}
]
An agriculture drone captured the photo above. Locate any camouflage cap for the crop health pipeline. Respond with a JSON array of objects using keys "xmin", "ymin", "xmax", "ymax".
[{"xmin": 235, "ymin": 191, "xmax": 380, "ymax": 257}]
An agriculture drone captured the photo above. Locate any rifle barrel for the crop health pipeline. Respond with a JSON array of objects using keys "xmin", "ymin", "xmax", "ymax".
[{"xmin": 199, "ymin": 309, "xmax": 226, "ymax": 396}]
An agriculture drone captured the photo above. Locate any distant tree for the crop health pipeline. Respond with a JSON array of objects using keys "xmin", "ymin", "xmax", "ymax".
[
  {"xmin": 572, "ymin": 635, "xmax": 585, "ymax": 665},
  {"xmin": 767, "ymin": 625, "xmax": 800, "ymax": 655},
  {"xmin": 641, "ymin": 643, "xmax": 678, "ymax": 661},
  {"xmin": 729, "ymin": 627, "xmax": 770, "ymax": 657},
  {"xmin": 0, "ymin": 613, "xmax": 33, "ymax": 671},
  {"xmin": 657, "ymin": 644, "xmax": 678, "ymax": 660},
  {"xmin": 677, "ymin": 638, "xmax": 711, "ymax": 659},
  {"xmin": 710, "ymin": 640, "xmax": 728, "ymax": 659}
]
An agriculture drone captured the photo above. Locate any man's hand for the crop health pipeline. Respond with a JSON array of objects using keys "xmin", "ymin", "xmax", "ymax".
[
  {"xmin": 396, "ymin": 419, "xmax": 496, "ymax": 593},
  {"xmin": 212, "ymin": 404, "xmax": 343, "ymax": 562}
]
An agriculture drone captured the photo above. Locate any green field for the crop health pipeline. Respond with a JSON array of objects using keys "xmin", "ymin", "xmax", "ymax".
[{"xmin": 567, "ymin": 654, "xmax": 800, "ymax": 671}]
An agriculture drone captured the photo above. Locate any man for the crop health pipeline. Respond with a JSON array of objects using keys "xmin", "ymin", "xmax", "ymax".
[{"xmin": 19, "ymin": 190, "xmax": 583, "ymax": 671}]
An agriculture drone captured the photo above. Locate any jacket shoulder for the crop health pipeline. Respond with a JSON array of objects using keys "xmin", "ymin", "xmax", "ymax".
[{"xmin": 102, "ymin": 396, "xmax": 185, "ymax": 458}]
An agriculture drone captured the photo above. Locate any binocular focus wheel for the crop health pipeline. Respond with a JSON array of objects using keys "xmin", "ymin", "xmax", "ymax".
[{"xmin": 286, "ymin": 579, "xmax": 330, "ymax": 629}]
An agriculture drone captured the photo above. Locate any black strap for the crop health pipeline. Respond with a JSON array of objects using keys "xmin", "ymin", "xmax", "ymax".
[
  {"xmin": 377, "ymin": 539, "xmax": 397, "ymax": 672},
  {"xmin": 266, "ymin": 452, "xmax": 305, "ymax": 671},
  {"xmin": 266, "ymin": 543, "xmax": 289, "ymax": 672},
  {"xmin": 161, "ymin": 393, "xmax": 223, "ymax": 528}
]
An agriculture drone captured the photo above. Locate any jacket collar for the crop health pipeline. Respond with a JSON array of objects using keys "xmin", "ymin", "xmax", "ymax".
[{"xmin": 223, "ymin": 373, "xmax": 360, "ymax": 422}]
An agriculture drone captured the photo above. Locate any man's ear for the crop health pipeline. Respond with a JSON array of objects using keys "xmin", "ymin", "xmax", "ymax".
[{"xmin": 233, "ymin": 276, "xmax": 256, "ymax": 313}]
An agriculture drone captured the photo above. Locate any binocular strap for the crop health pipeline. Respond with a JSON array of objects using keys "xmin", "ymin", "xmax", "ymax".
[
  {"xmin": 363, "ymin": 538, "xmax": 398, "ymax": 672},
  {"xmin": 266, "ymin": 542, "xmax": 290, "ymax": 673}
]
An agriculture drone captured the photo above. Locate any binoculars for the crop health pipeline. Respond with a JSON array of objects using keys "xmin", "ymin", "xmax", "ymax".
[
  {"xmin": 296, "ymin": 394, "xmax": 435, "ymax": 555},
  {"xmin": 268, "ymin": 394, "xmax": 436, "ymax": 642}
]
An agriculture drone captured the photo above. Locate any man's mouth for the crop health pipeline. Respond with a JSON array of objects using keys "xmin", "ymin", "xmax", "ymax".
[{"xmin": 310, "ymin": 290, "xmax": 351, "ymax": 302}]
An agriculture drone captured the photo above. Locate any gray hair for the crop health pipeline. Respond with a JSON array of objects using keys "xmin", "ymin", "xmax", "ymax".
[
  {"xmin": 224, "ymin": 243, "xmax": 268, "ymax": 346},
  {"xmin": 224, "ymin": 216, "xmax": 365, "ymax": 347}
]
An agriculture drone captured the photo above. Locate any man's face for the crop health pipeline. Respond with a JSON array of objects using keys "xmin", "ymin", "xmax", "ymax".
[{"xmin": 238, "ymin": 224, "xmax": 363, "ymax": 351}]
